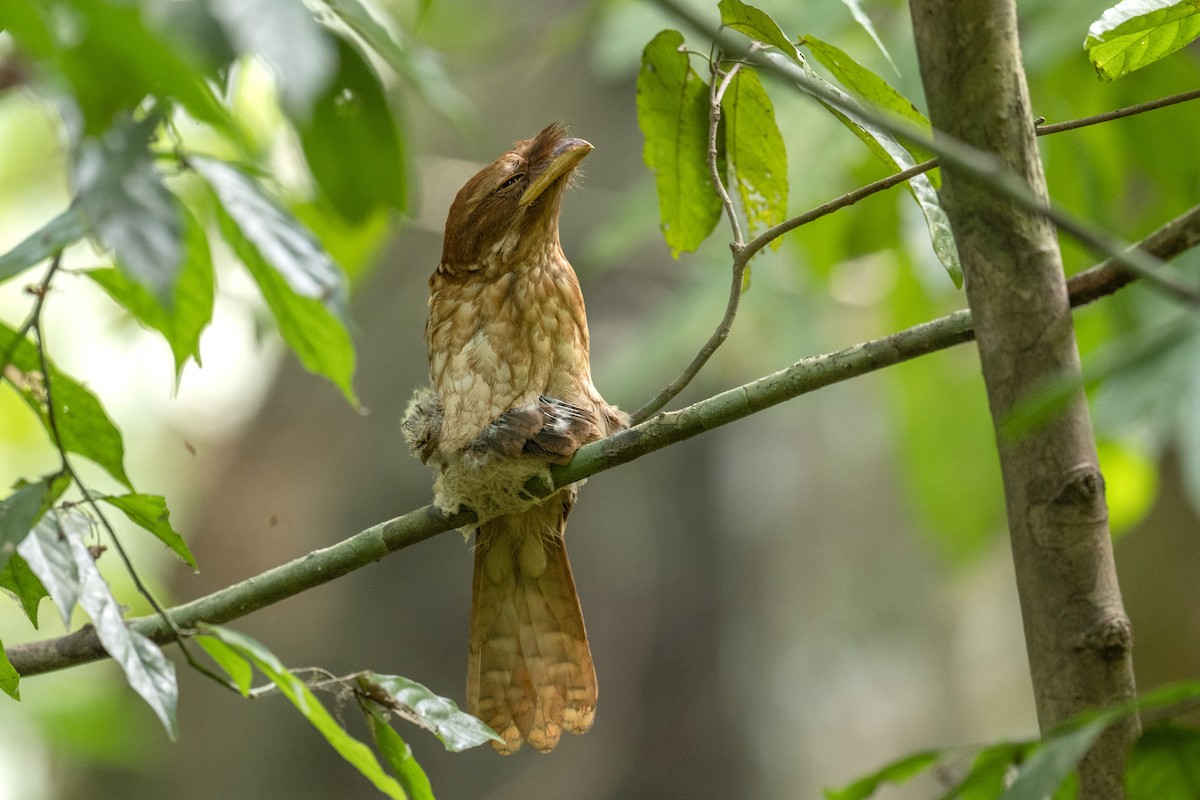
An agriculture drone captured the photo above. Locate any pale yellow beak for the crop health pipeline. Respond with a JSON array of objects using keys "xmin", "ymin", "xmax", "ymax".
[{"xmin": 519, "ymin": 138, "xmax": 593, "ymax": 206}]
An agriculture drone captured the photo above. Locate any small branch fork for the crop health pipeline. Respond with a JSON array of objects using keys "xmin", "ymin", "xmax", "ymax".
[
  {"xmin": 8, "ymin": 201, "xmax": 1200, "ymax": 679},
  {"xmin": 630, "ymin": 81, "xmax": 1200, "ymax": 424}
]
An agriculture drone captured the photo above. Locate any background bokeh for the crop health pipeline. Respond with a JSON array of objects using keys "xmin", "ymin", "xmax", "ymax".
[{"xmin": 1, "ymin": 0, "xmax": 1198, "ymax": 798}]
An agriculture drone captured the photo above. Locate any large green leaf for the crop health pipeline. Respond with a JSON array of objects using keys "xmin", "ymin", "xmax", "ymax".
[
  {"xmin": 1126, "ymin": 725, "xmax": 1200, "ymax": 800},
  {"xmin": 636, "ymin": 29, "xmax": 721, "ymax": 257},
  {"xmin": 202, "ymin": 625, "xmax": 408, "ymax": 800},
  {"xmin": 722, "ymin": 68, "xmax": 788, "ymax": 245},
  {"xmin": 49, "ymin": 0, "xmax": 232, "ymax": 135},
  {"xmin": 363, "ymin": 702, "xmax": 433, "ymax": 800},
  {"xmin": 298, "ymin": 35, "xmax": 407, "ymax": 224},
  {"xmin": 100, "ymin": 494, "xmax": 196, "ymax": 570},
  {"xmin": 194, "ymin": 157, "xmax": 357, "ymax": 404},
  {"xmin": 75, "ymin": 114, "xmax": 183, "ymax": 305},
  {"xmin": 0, "ymin": 323, "xmax": 132, "ymax": 489},
  {"xmin": 85, "ymin": 205, "xmax": 215, "ymax": 380},
  {"xmin": 1085, "ymin": 0, "xmax": 1200, "ymax": 81},
  {"xmin": 362, "ymin": 672, "xmax": 503, "ymax": 752},
  {"xmin": 0, "ymin": 207, "xmax": 86, "ymax": 285}
]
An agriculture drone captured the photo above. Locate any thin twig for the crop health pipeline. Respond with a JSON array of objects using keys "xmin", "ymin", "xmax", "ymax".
[
  {"xmin": 25, "ymin": 259, "xmax": 235, "ymax": 692},
  {"xmin": 708, "ymin": 54, "xmax": 745, "ymax": 247},
  {"xmin": 8, "ymin": 201, "xmax": 1200, "ymax": 679},
  {"xmin": 1035, "ymin": 87, "xmax": 1200, "ymax": 135}
]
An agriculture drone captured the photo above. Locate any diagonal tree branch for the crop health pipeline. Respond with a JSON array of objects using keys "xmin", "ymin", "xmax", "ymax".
[{"xmin": 7, "ymin": 203, "xmax": 1200, "ymax": 679}]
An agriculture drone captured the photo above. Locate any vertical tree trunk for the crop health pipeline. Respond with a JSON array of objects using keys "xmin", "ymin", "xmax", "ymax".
[{"xmin": 908, "ymin": 2, "xmax": 1138, "ymax": 796}]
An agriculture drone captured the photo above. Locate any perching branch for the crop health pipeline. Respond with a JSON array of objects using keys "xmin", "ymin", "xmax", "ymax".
[{"xmin": 9, "ymin": 201, "xmax": 1200, "ymax": 679}]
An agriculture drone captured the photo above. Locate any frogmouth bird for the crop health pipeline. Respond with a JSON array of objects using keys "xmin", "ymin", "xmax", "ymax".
[{"xmin": 403, "ymin": 123, "xmax": 627, "ymax": 754}]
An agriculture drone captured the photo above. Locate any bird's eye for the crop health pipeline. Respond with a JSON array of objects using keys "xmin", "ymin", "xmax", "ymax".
[{"xmin": 498, "ymin": 173, "xmax": 525, "ymax": 191}]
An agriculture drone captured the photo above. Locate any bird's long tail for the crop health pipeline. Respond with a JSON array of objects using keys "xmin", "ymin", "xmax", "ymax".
[{"xmin": 467, "ymin": 495, "xmax": 596, "ymax": 754}]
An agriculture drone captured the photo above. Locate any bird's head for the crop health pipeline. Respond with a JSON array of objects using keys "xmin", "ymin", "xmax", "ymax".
[{"xmin": 439, "ymin": 122, "xmax": 592, "ymax": 275}]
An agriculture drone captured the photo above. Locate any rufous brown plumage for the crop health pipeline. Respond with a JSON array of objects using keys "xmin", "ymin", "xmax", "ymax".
[{"xmin": 403, "ymin": 123, "xmax": 627, "ymax": 754}]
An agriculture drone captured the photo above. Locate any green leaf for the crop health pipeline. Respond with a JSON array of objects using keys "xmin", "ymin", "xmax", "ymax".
[
  {"xmin": 800, "ymin": 35, "xmax": 935, "ymax": 166},
  {"xmin": 718, "ymin": 0, "xmax": 801, "ymax": 57},
  {"xmin": 0, "ymin": 553, "xmax": 50, "ymax": 627},
  {"xmin": 946, "ymin": 742, "xmax": 1034, "ymax": 800},
  {"xmin": 824, "ymin": 749, "xmax": 940, "ymax": 800},
  {"xmin": 195, "ymin": 635, "xmax": 254, "ymax": 696},
  {"xmin": 298, "ymin": 35, "xmax": 407, "ymax": 224},
  {"xmin": 1085, "ymin": 0, "xmax": 1200, "ymax": 81},
  {"xmin": 85, "ymin": 204, "xmax": 214, "ymax": 380},
  {"xmin": 194, "ymin": 157, "xmax": 358, "ymax": 404},
  {"xmin": 0, "ymin": 639, "xmax": 18, "ymax": 700},
  {"xmin": 364, "ymin": 702, "xmax": 432, "ymax": 800},
  {"xmin": 0, "ymin": 0, "xmax": 54, "ymax": 57},
  {"xmin": 0, "ymin": 482, "xmax": 48, "ymax": 573},
  {"xmin": 100, "ymin": 494, "xmax": 196, "ymax": 570},
  {"xmin": 202, "ymin": 625, "xmax": 408, "ymax": 799},
  {"xmin": 723, "ymin": 67, "xmax": 788, "ymax": 247},
  {"xmin": 20, "ymin": 510, "xmax": 179, "ymax": 737},
  {"xmin": 0, "ymin": 322, "xmax": 133, "ymax": 490},
  {"xmin": 999, "ymin": 717, "xmax": 1111, "ymax": 800},
  {"xmin": 1126, "ymin": 725, "xmax": 1200, "ymax": 800},
  {"xmin": 837, "ymin": 0, "xmax": 898, "ymax": 73},
  {"xmin": 209, "ymin": 0, "xmax": 337, "ymax": 120},
  {"xmin": 0, "ymin": 207, "xmax": 87, "ymax": 285},
  {"xmin": 75, "ymin": 113, "xmax": 183, "ymax": 305},
  {"xmin": 636, "ymin": 29, "xmax": 721, "ymax": 258},
  {"xmin": 363, "ymin": 672, "xmax": 503, "ymax": 752},
  {"xmin": 51, "ymin": 0, "xmax": 233, "ymax": 136}
]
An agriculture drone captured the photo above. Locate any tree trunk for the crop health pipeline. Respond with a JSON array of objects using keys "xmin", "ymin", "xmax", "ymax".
[{"xmin": 909, "ymin": 1, "xmax": 1139, "ymax": 796}]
